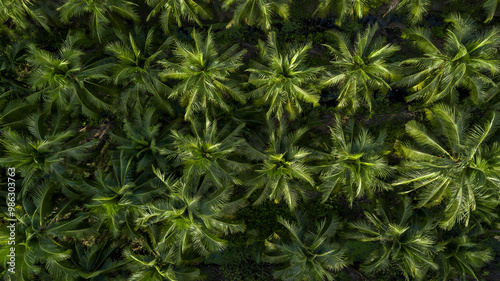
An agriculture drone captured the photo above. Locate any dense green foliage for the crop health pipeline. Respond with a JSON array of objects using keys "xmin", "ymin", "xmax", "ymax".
[{"xmin": 1, "ymin": 0, "xmax": 500, "ymax": 280}]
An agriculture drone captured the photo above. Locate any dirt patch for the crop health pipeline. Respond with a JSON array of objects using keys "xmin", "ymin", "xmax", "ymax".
[
  {"xmin": 200, "ymin": 264, "xmax": 227, "ymax": 281},
  {"xmin": 341, "ymin": 266, "xmax": 371, "ymax": 281},
  {"xmin": 317, "ymin": 107, "xmax": 415, "ymax": 133},
  {"xmin": 80, "ymin": 118, "xmax": 113, "ymax": 142},
  {"xmin": 483, "ymin": 262, "xmax": 500, "ymax": 281},
  {"xmin": 361, "ymin": 109, "xmax": 416, "ymax": 127}
]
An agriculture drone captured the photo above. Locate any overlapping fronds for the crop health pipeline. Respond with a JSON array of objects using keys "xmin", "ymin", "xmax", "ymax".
[{"xmin": 322, "ymin": 23, "xmax": 399, "ymax": 113}]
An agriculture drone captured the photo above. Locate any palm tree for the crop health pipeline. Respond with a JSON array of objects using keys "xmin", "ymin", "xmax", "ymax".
[
  {"xmin": 466, "ymin": 190, "xmax": 499, "ymax": 234},
  {"xmin": 110, "ymin": 107, "xmax": 176, "ymax": 172},
  {"xmin": 393, "ymin": 104, "xmax": 500, "ymax": 230},
  {"xmin": 137, "ymin": 170, "xmax": 245, "ymax": 263},
  {"xmin": 383, "ymin": 0, "xmax": 430, "ymax": 25},
  {"xmin": 0, "ymin": 0, "xmax": 50, "ymax": 31},
  {"xmin": 483, "ymin": 0, "xmax": 500, "ymax": 22},
  {"xmin": 83, "ymin": 152, "xmax": 164, "ymax": 239},
  {"xmin": 26, "ymin": 31, "xmax": 112, "ymax": 117},
  {"xmin": 319, "ymin": 113, "xmax": 393, "ymax": 206},
  {"xmin": 160, "ymin": 28, "xmax": 246, "ymax": 120},
  {"xmin": 247, "ymin": 32, "xmax": 323, "ymax": 121},
  {"xmin": 123, "ymin": 243, "xmax": 200, "ymax": 281},
  {"xmin": 264, "ymin": 210, "xmax": 348, "ymax": 281},
  {"xmin": 0, "ymin": 112, "xmax": 96, "ymax": 196},
  {"xmin": 0, "ymin": 99, "xmax": 39, "ymax": 129},
  {"xmin": 435, "ymin": 235, "xmax": 493, "ymax": 280},
  {"xmin": 168, "ymin": 118, "xmax": 249, "ymax": 188},
  {"xmin": 246, "ymin": 121, "xmax": 316, "ymax": 210},
  {"xmin": 398, "ymin": 13, "xmax": 500, "ymax": 105},
  {"xmin": 346, "ymin": 197, "xmax": 439, "ymax": 280},
  {"xmin": 105, "ymin": 27, "xmax": 173, "ymax": 115},
  {"xmin": 58, "ymin": 0, "xmax": 139, "ymax": 43},
  {"xmin": 321, "ymin": 23, "xmax": 399, "ymax": 114},
  {"xmin": 315, "ymin": 0, "xmax": 368, "ymax": 24},
  {"xmin": 223, "ymin": 0, "xmax": 291, "ymax": 31},
  {"xmin": 0, "ymin": 41, "xmax": 32, "ymax": 98},
  {"xmin": 0, "ymin": 180, "xmax": 94, "ymax": 280},
  {"xmin": 71, "ymin": 239, "xmax": 128, "ymax": 280},
  {"xmin": 145, "ymin": 0, "xmax": 212, "ymax": 34}
]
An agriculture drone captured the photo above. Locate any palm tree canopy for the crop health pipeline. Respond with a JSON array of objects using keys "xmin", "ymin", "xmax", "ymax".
[
  {"xmin": 0, "ymin": 180, "xmax": 94, "ymax": 280},
  {"xmin": 160, "ymin": 28, "xmax": 246, "ymax": 120},
  {"xmin": 436, "ymin": 235, "xmax": 493, "ymax": 280},
  {"xmin": 398, "ymin": 13, "xmax": 500, "ymax": 105},
  {"xmin": 168, "ymin": 118, "xmax": 249, "ymax": 187},
  {"xmin": 58, "ymin": 0, "xmax": 139, "ymax": 42},
  {"xmin": 0, "ymin": 112, "xmax": 96, "ymax": 195},
  {"xmin": 384, "ymin": 0, "xmax": 431, "ymax": 25},
  {"xmin": 105, "ymin": 27, "xmax": 173, "ymax": 114},
  {"xmin": 247, "ymin": 121, "xmax": 317, "ymax": 210},
  {"xmin": 483, "ymin": 0, "xmax": 500, "ymax": 23},
  {"xmin": 0, "ymin": 0, "xmax": 50, "ymax": 30},
  {"xmin": 146, "ymin": 0, "xmax": 212, "ymax": 34},
  {"xmin": 319, "ymin": 113, "xmax": 393, "ymax": 205},
  {"xmin": 394, "ymin": 104, "xmax": 500, "ymax": 229},
  {"xmin": 71, "ymin": 239, "xmax": 128, "ymax": 280},
  {"xmin": 110, "ymin": 107, "xmax": 175, "ymax": 172},
  {"xmin": 0, "ymin": 41, "xmax": 32, "ymax": 97},
  {"xmin": 26, "ymin": 31, "xmax": 112, "ymax": 116},
  {"xmin": 315, "ymin": 0, "xmax": 368, "ymax": 24},
  {"xmin": 137, "ymin": 170, "xmax": 245, "ymax": 262},
  {"xmin": 223, "ymin": 0, "xmax": 291, "ymax": 31},
  {"xmin": 347, "ymin": 197, "xmax": 439, "ymax": 280},
  {"xmin": 83, "ymin": 152, "xmax": 162, "ymax": 238},
  {"xmin": 265, "ymin": 210, "xmax": 348, "ymax": 281},
  {"xmin": 123, "ymin": 246, "xmax": 201, "ymax": 281},
  {"xmin": 247, "ymin": 32, "xmax": 323, "ymax": 120},
  {"xmin": 321, "ymin": 23, "xmax": 399, "ymax": 113}
]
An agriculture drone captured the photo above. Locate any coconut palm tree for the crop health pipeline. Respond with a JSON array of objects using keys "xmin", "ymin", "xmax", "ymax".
[
  {"xmin": 123, "ymin": 241, "xmax": 200, "ymax": 281},
  {"xmin": 246, "ymin": 121, "xmax": 316, "ymax": 210},
  {"xmin": 145, "ymin": 0, "xmax": 212, "ymax": 34},
  {"xmin": 466, "ymin": 190, "xmax": 499, "ymax": 234},
  {"xmin": 160, "ymin": 28, "xmax": 246, "ymax": 120},
  {"xmin": 321, "ymin": 23, "xmax": 400, "ymax": 114},
  {"xmin": 319, "ymin": 113, "xmax": 393, "ymax": 206},
  {"xmin": 264, "ymin": 210, "xmax": 348, "ymax": 281},
  {"xmin": 0, "ymin": 41, "xmax": 32, "ymax": 97},
  {"xmin": 105, "ymin": 27, "xmax": 173, "ymax": 115},
  {"xmin": 0, "ymin": 180, "xmax": 95, "ymax": 281},
  {"xmin": 346, "ymin": 197, "xmax": 439, "ymax": 280},
  {"xmin": 483, "ymin": 0, "xmax": 500, "ymax": 22},
  {"xmin": 315, "ymin": 0, "xmax": 368, "ymax": 24},
  {"xmin": 110, "ymin": 107, "xmax": 177, "ymax": 173},
  {"xmin": 434, "ymin": 235, "xmax": 493, "ymax": 280},
  {"xmin": 71, "ymin": 239, "xmax": 128, "ymax": 280},
  {"xmin": 393, "ymin": 104, "xmax": 500, "ymax": 230},
  {"xmin": 223, "ymin": 0, "xmax": 291, "ymax": 31},
  {"xmin": 398, "ymin": 13, "xmax": 500, "ymax": 105},
  {"xmin": 137, "ymin": 170, "xmax": 246, "ymax": 263},
  {"xmin": 0, "ymin": 112, "xmax": 96, "ymax": 196},
  {"xmin": 83, "ymin": 152, "xmax": 164, "ymax": 239},
  {"xmin": 0, "ymin": 99, "xmax": 39, "ymax": 129},
  {"xmin": 58, "ymin": 0, "xmax": 139, "ymax": 43},
  {"xmin": 0, "ymin": 0, "xmax": 50, "ymax": 31},
  {"xmin": 26, "ymin": 31, "xmax": 112, "ymax": 117},
  {"xmin": 383, "ymin": 0, "xmax": 430, "ymax": 25},
  {"xmin": 247, "ymin": 32, "xmax": 323, "ymax": 121},
  {"xmin": 168, "ymin": 118, "xmax": 249, "ymax": 188}
]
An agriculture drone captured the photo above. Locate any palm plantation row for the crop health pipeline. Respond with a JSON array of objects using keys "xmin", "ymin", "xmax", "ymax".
[
  {"xmin": 2, "ymin": 0, "xmax": 500, "ymax": 33},
  {"xmin": 1, "ymin": 0, "xmax": 500, "ymax": 280},
  {"xmin": 6, "ymin": 13, "xmax": 500, "ymax": 118}
]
